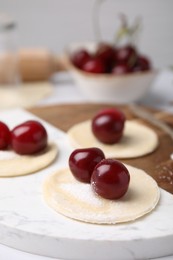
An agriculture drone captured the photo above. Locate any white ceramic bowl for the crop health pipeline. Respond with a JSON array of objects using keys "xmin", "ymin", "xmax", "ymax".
[{"xmin": 65, "ymin": 42, "xmax": 158, "ymax": 104}]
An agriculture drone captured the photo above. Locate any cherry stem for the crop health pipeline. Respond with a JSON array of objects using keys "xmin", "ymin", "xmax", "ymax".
[
  {"xmin": 92, "ymin": 0, "xmax": 142, "ymax": 47},
  {"xmin": 115, "ymin": 13, "xmax": 142, "ymax": 47}
]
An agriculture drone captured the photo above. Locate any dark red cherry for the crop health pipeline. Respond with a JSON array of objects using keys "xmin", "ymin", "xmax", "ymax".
[
  {"xmin": 111, "ymin": 63, "xmax": 131, "ymax": 74},
  {"xmin": 11, "ymin": 120, "xmax": 47, "ymax": 155},
  {"xmin": 95, "ymin": 42, "xmax": 115, "ymax": 71},
  {"xmin": 116, "ymin": 45, "xmax": 137, "ymax": 66},
  {"xmin": 69, "ymin": 147, "xmax": 105, "ymax": 183},
  {"xmin": 0, "ymin": 122, "xmax": 11, "ymax": 150},
  {"xmin": 133, "ymin": 55, "xmax": 151, "ymax": 72},
  {"xmin": 71, "ymin": 49, "xmax": 90, "ymax": 68},
  {"xmin": 92, "ymin": 108, "xmax": 125, "ymax": 144},
  {"xmin": 82, "ymin": 58, "xmax": 106, "ymax": 73},
  {"xmin": 91, "ymin": 159, "xmax": 130, "ymax": 199}
]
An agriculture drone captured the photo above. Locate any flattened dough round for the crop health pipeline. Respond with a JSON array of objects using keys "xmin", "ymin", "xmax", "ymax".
[
  {"xmin": 43, "ymin": 165, "xmax": 160, "ymax": 224},
  {"xmin": 0, "ymin": 143, "xmax": 58, "ymax": 177},
  {"xmin": 67, "ymin": 120, "xmax": 158, "ymax": 158}
]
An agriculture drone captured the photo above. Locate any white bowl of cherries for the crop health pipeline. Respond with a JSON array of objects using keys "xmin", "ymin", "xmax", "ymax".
[{"xmin": 65, "ymin": 41, "xmax": 157, "ymax": 104}]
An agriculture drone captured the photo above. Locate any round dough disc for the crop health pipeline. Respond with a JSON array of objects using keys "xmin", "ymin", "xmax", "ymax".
[
  {"xmin": 67, "ymin": 120, "xmax": 158, "ymax": 158},
  {"xmin": 43, "ymin": 164, "xmax": 160, "ymax": 224},
  {"xmin": 0, "ymin": 143, "xmax": 58, "ymax": 177}
]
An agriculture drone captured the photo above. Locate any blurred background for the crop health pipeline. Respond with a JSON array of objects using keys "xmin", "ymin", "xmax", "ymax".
[
  {"xmin": 0, "ymin": 2, "xmax": 173, "ymax": 259},
  {"xmin": 0, "ymin": 0, "xmax": 173, "ymax": 69}
]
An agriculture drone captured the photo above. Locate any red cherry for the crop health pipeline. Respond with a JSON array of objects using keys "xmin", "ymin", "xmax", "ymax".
[
  {"xmin": 133, "ymin": 55, "xmax": 151, "ymax": 72},
  {"xmin": 11, "ymin": 120, "xmax": 47, "ymax": 155},
  {"xmin": 71, "ymin": 49, "xmax": 90, "ymax": 68},
  {"xmin": 92, "ymin": 108, "xmax": 125, "ymax": 144},
  {"xmin": 0, "ymin": 122, "xmax": 11, "ymax": 150},
  {"xmin": 69, "ymin": 147, "xmax": 105, "ymax": 183},
  {"xmin": 95, "ymin": 43, "xmax": 116, "ymax": 71},
  {"xmin": 111, "ymin": 63, "xmax": 131, "ymax": 74},
  {"xmin": 91, "ymin": 159, "xmax": 130, "ymax": 199},
  {"xmin": 82, "ymin": 58, "xmax": 106, "ymax": 74},
  {"xmin": 116, "ymin": 45, "xmax": 137, "ymax": 66}
]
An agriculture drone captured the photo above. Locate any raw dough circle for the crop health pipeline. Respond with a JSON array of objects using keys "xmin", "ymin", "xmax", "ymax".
[
  {"xmin": 43, "ymin": 164, "xmax": 160, "ymax": 224},
  {"xmin": 67, "ymin": 120, "xmax": 158, "ymax": 158},
  {"xmin": 0, "ymin": 143, "xmax": 58, "ymax": 177}
]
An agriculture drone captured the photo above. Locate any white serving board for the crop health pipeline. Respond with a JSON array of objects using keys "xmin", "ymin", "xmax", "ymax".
[{"xmin": 0, "ymin": 108, "xmax": 173, "ymax": 260}]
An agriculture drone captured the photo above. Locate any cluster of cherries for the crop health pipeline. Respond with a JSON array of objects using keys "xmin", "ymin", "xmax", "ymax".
[
  {"xmin": 0, "ymin": 108, "xmax": 130, "ymax": 200},
  {"xmin": 71, "ymin": 42, "xmax": 151, "ymax": 75},
  {"xmin": 69, "ymin": 148, "xmax": 130, "ymax": 200},
  {"xmin": 68, "ymin": 108, "xmax": 130, "ymax": 200},
  {"xmin": 0, "ymin": 120, "xmax": 47, "ymax": 155}
]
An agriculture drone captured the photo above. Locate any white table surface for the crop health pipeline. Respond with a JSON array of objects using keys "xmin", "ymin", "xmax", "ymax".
[{"xmin": 0, "ymin": 69, "xmax": 173, "ymax": 260}]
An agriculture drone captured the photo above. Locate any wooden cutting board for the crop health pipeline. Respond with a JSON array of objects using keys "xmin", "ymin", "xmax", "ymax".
[{"xmin": 28, "ymin": 103, "xmax": 173, "ymax": 195}]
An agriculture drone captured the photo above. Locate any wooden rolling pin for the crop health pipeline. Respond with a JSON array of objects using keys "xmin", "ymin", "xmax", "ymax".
[
  {"xmin": 0, "ymin": 48, "xmax": 68, "ymax": 83},
  {"xmin": 18, "ymin": 48, "xmax": 68, "ymax": 81}
]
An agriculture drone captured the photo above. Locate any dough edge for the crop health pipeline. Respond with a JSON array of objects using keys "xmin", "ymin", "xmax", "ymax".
[
  {"xmin": 43, "ymin": 164, "xmax": 160, "ymax": 225},
  {"xmin": 67, "ymin": 120, "xmax": 159, "ymax": 159},
  {"xmin": 0, "ymin": 143, "xmax": 58, "ymax": 177}
]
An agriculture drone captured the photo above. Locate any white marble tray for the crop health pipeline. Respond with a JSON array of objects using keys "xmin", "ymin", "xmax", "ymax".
[{"xmin": 0, "ymin": 108, "xmax": 173, "ymax": 260}]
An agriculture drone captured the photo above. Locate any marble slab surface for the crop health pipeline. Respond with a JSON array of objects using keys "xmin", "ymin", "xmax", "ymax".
[{"xmin": 0, "ymin": 109, "xmax": 173, "ymax": 260}]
